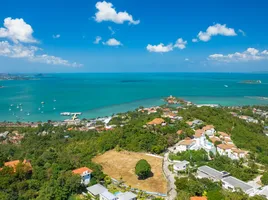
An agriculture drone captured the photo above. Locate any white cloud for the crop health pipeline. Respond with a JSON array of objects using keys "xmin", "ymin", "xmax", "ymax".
[
  {"xmin": 94, "ymin": 1, "xmax": 140, "ymax": 25},
  {"xmin": 52, "ymin": 34, "xmax": 60, "ymax": 39},
  {"xmin": 146, "ymin": 43, "xmax": 173, "ymax": 53},
  {"xmin": 192, "ymin": 38, "xmax": 198, "ymax": 43},
  {"xmin": 108, "ymin": 26, "xmax": 115, "ymax": 35},
  {"xmin": 238, "ymin": 29, "xmax": 246, "ymax": 36},
  {"xmin": 94, "ymin": 36, "xmax": 102, "ymax": 44},
  {"xmin": 208, "ymin": 48, "xmax": 268, "ymax": 62},
  {"xmin": 174, "ymin": 38, "xmax": 187, "ymax": 49},
  {"xmin": 103, "ymin": 38, "xmax": 122, "ymax": 46},
  {"xmin": 185, "ymin": 58, "xmax": 189, "ymax": 61},
  {"xmin": 0, "ymin": 41, "xmax": 82, "ymax": 67},
  {"xmin": 197, "ymin": 23, "xmax": 237, "ymax": 42},
  {"xmin": 0, "ymin": 17, "xmax": 37, "ymax": 43}
]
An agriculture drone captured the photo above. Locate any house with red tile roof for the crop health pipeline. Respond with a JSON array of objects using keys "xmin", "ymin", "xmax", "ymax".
[
  {"xmin": 0, "ymin": 159, "xmax": 32, "ymax": 172},
  {"xmin": 190, "ymin": 197, "xmax": 207, "ymax": 200},
  {"xmin": 147, "ymin": 118, "xmax": 166, "ymax": 126},
  {"xmin": 72, "ymin": 167, "xmax": 93, "ymax": 185}
]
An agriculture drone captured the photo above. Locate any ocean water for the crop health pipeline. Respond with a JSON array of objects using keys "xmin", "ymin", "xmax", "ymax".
[{"xmin": 1, "ymin": 73, "xmax": 268, "ymax": 122}]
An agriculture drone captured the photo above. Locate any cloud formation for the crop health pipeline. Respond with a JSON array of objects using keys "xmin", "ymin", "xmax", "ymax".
[
  {"xmin": 146, "ymin": 43, "xmax": 173, "ymax": 53},
  {"xmin": 0, "ymin": 17, "xmax": 37, "ymax": 43},
  {"xmin": 94, "ymin": 1, "xmax": 140, "ymax": 24},
  {"xmin": 108, "ymin": 26, "xmax": 115, "ymax": 35},
  {"xmin": 197, "ymin": 23, "xmax": 237, "ymax": 42},
  {"xmin": 103, "ymin": 38, "xmax": 122, "ymax": 46},
  {"xmin": 147, "ymin": 37, "xmax": 187, "ymax": 53},
  {"xmin": 174, "ymin": 38, "xmax": 187, "ymax": 49},
  {"xmin": 0, "ymin": 41, "xmax": 81, "ymax": 67},
  {"xmin": 94, "ymin": 36, "xmax": 102, "ymax": 44},
  {"xmin": 208, "ymin": 48, "xmax": 268, "ymax": 62}
]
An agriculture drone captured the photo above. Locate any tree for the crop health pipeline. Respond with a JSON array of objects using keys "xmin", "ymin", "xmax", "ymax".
[
  {"xmin": 135, "ymin": 159, "xmax": 151, "ymax": 179},
  {"xmin": 261, "ymin": 172, "xmax": 268, "ymax": 185}
]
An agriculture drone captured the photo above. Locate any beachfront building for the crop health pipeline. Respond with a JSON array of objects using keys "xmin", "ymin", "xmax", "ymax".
[
  {"xmin": 173, "ymin": 160, "xmax": 189, "ymax": 172},
  {"xmin": 222, "ymin": 176, "xmax": 255, "ymax": 195},
  {"xmin": 72, "ymin": 167, "xmax": 93, "ymax": 185},
  {"xmin": 197, "ymin": 166, "xmax": 229, "ymax": 182}
]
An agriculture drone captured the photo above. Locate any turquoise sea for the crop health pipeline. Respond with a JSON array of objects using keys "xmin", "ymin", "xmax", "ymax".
[{"xmin": 1, "ymin": 73, "xmax": 268, "ymax": 122}]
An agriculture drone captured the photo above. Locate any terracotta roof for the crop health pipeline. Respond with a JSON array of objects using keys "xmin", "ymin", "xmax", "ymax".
[
  {"xmin": 218, "ymin": 131, "xmax": 230, "ymax": 137},
  {"xmin": 179, "ymin": 139, "xmax": 195, "ymax": 146},
  {"xmin": 217, "ymin": 144, "xmax": 233, "ymax": 150},
  {"xmin": 177, "ymin": 130, "xmax": 183, "ymax": 135},
  {"xmin": 202, "ymin": 125, "xmax": 214, "ymax": 131},
  {"xmin": 72, "ymin": 167, "xmax": 93, "ymax": 175},
  {"xmin": 194, "ymin": 129, "xmax": 204, "ymax": 138},
  {"xmin": 210, "ymin": 136, "xmax": 221, "ymax": 143},
  {"xmin": 186, "ymin": 121, "xmax": 193, "ymax": 126},
  {"xmin": 190, "ymin": 197, "xmax": 207, "ymax": 200},
  {"xmin": 224, "ymin": 137, "xmax": 232, "ymax": 143},
  {"xmin": 231, "ymin": 148, "xmax": 245, "ymax": 154},
  {"xmin": 3, "ymin": 159, "xmax": 32, "ymax": 172},
  {"xmin": 147, "ymin": 118, "xmax": 165, "ymax": 125}
]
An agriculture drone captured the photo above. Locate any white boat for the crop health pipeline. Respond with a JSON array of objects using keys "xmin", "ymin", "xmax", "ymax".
[
  {"xmin": 53, "ymin": 107, "xmax": 56, "ymax": 110},
  {"xmin": 20, "ymin": 108, "xmax": 23, "ymax": 112},
  {"xmin": 16, "ymin": 105, "xmax": 19, "ymax": 109},
  {"xmin": 9, "ymin": 108, "xmax": 11, "ymax": 111},
  {"xmin": 41, "ymin": 101, "xmax": 45, "ymax": 104},
  {"xmin": 10, "ymin": 104, "xmax": 13, "ymax": 107},
  {"xmin": 41, "ymin": 111, "xmax": 44, "ymax": 114},
  {"xmin": 224, "ymin": 85, "xmax": 228, "ymax": 88},
  {"xmin": 53, "ymin": 99, "xmax": 56, "ymax": 102},
  {"xmin": 38, "ymin": 108, "xmax": 41, "ymax": 110},
  {"xmin": 27, "ymin": 112, "xmax": 30, "ymax": 116}
]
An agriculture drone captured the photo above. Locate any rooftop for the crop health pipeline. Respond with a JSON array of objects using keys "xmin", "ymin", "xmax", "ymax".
[
  {"xmin": 72, "ymin": 167, "xmax": 93, "ymax": 175},
  {"xmin": 100, "ymin": 191, "xmax": 116, "ymax": 200},
  {"xmin": 179, "ymin": 139, "xmax": 195, "ymax": 146},
  {"xmin": 117, "ymin": 192, "xmax": 137, "ymax": 200},
  {"xmin": 198, "ymin": 166, "xmax": 228, "ymax": 178},
  {"xmin": 147, "ymin": 118, "xmax": 165, "ymax": 125},
  {"xmin": 194, "ymin": 129, "xmax": 204, "ymax": 138},
  {"xmin": 87, "ymin": 184, "xmax": 107, "ymax": 196},
  {"xmin": 217, "ymin": 143, "xmax": 233, "ymax": 150},
  {"xmin": 190, "ymin": 197, "xmax": 207, "ymax": 200},
  {"xmin": 222, "ymin": 176, "xmax": 253, "ymax": 192}
]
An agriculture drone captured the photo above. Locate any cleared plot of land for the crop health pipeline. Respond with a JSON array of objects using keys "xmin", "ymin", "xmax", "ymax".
[{"xmin": 92, "ymin": 150, "xmax": 167, "ymax": 194}]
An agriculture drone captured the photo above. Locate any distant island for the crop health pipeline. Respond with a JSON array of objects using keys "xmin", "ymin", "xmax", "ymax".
[
  {"xmin": 240, "ymin": 80, "xmax": 262, "ymax": 84},
  {"xmin": 0, "ymin": 74, "xmax": 35, "ymax": 81}
]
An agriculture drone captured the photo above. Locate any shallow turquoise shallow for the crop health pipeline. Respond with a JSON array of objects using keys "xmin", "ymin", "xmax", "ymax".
[{"xmin": 1, "ymin": 73, "xmax": 268, "ymax": 122}]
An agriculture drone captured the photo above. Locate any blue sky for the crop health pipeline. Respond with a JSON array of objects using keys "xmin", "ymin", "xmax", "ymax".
[{"xmin": 0, "ymin": 0, "xmax": 268, "ymax": 73}]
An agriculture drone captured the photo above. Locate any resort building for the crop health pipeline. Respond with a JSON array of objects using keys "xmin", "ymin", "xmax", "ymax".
[
  {"xmin": 217, "ymin": 144, "xmax": 246, "ymax": 160},
  {"xmin": 72, "ymin": 167, "xmax": 93, "ymax": 185},
  {"xmin": 100, "ymin": 191, "xmax": 117, "ymax": 200},
  {"xmin": 87, "ymin": 184, "xmax": 137, "ymax": 200},
  {"xmin": 197, "ymin": 166, "xmax": 229, "ymax": 182},
  {"xmin": 173, "ymin": 160, "xmax": 189, "ymax": 172},
  {"xmin": 202, "ymin": 125, "xmax": 215, "ymax": 136},
  {"xmin": 87, "ymin": 184, "xmax": 108, "ymax": 198},
  {"xmin": 217, "ymin": 144, "xmax": 233, "ymax": 157},
  {"xmin": 222, "ymin": 176, "xmax": 255, "ymax": 195},
  {"xmin": 172, "ymin": 139, "xmax": 196, "ymax": 153},
  {"xmin": 116, "ymin": 192, "xmax": 137, "ymax": 200}
]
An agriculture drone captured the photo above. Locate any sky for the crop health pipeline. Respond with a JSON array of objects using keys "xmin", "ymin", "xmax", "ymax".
[{"xmin": 0, "ymin": 0, "xmax": 268, "ymax": 73}]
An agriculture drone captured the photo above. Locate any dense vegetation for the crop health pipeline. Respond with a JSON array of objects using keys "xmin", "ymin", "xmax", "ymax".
[{"xmin": 135, "ymin": 159, "xmax": 151, "ymax": 179}]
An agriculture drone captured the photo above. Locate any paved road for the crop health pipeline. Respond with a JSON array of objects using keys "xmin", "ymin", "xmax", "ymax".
[{"xmin": 163, "ymin": 148, "xmax": 177, "ymax": 200}]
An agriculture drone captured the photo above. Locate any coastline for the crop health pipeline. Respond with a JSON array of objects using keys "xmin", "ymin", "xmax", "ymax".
[{"xmin": 1, "ymin": 95, "xmax": 268, "ymax": 123}]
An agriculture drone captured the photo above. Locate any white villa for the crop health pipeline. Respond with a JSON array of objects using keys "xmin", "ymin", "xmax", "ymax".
[
  {"xmin": 173, "ymin": 160, "xmax": 189, "ymax": 172},
  {"xmin": 72, "ymin": 167, "xmax": 93, "ymax": 185}
]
